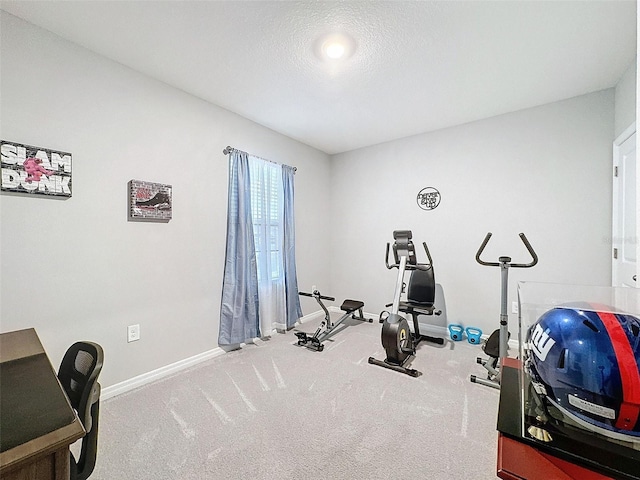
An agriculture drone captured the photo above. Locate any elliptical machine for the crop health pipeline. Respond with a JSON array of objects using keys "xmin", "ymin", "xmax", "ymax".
[
  {"xmin": 470, "ymin": 232, "xmax": 538, "ymax": 389},
  {"xmin": 368, "ymin": 230, "xmax": 444, "ymax": 377}
]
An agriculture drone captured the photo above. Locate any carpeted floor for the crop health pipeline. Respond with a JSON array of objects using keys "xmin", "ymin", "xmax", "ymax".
[{"xmin": 91, "ymin": 314, "xmax": 501, "ymax": 479}]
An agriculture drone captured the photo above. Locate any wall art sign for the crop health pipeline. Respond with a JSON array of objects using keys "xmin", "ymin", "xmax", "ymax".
[
  {"xmin": 416, "ymin": 186, "xmax": 441, "ymax": 210},
  {"xmin": 128, "ymin": 180, "xmax": 172, "ymax": 221},
  {"xmin": 1, "ymin": 140, "xmax": 72, "ymax": 197}
]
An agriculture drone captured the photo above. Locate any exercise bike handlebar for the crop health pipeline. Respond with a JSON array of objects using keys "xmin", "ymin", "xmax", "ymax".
[
  {"xmin": 475, "ymin": 232, "xmax": 538, "ymax": 268},
  {"xmin": 384, "ymin": 241, "xmax": 433, "ymax": 270},
  {"xmin": 299, "ymin": 291, "xmax": 336, "ymax": 302}
]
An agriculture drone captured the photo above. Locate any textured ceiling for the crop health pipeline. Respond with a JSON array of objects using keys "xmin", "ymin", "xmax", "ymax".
[{"xmin": 0, "ymin": 1, "xmax": 636, "ymax": 154}]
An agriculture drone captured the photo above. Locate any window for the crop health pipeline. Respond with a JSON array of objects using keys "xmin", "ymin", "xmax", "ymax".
[{"xmin": 249, "ymin": 157, "xmax": 284, "ymax": 283}]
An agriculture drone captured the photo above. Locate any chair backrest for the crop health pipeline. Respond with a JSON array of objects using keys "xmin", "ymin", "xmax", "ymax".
[
  {"xmin": 58, "ymin": 341, "xmax": 104, "ymax": 480},
  {"xmin": 406, "ymin": 266, "xmax": 436, "ymax": 306}
]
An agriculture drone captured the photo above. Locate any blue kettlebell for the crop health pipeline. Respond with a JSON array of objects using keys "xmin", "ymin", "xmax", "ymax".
[
  {"xmin": 465, "ymin": 327, "xmax": 483, "ymax": 344},
  {"xmin": 448, "ymin": 324, "xmax": 464, "ymax": 341}
]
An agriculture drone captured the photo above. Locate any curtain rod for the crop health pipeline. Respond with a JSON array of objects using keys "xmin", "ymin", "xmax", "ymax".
[{"xmin": 223, "ymin": 146, "xmax": 297, "ymax": 172}]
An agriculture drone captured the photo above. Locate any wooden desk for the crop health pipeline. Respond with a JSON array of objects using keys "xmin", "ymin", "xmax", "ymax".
[
  {"xmin": 0, "ymin": 328, "xmax": 85, "ymax": 480},
  {"xmin": 496, "ymin": 357, "xmax": 639, "ymax": 480}
]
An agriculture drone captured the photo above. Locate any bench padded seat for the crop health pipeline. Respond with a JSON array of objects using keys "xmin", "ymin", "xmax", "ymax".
[{"xmin": 340, "ymin": 299, "xmax": 364, "ymax": 313}]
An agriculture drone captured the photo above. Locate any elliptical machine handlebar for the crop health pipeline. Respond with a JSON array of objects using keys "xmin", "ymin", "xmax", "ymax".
[
  {"xmin": 384, "ymin": 241, "xmax": 433, "ymax": 271},
  {"xmin": 475, "ymin": 232, "xmax": 538, "ymax": 268}
]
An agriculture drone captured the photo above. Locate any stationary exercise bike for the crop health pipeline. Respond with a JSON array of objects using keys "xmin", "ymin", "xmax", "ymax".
[
  {"xmin": 295, "ymin": 290, "xmax": 372, "ymax": 352},
  {"xmin": 470, "ymin": 232, "xmax": 538, "ymax": 389},
  {"xmin": 368, "ymin": 230, "xmax": 444, "ymax": 377}
]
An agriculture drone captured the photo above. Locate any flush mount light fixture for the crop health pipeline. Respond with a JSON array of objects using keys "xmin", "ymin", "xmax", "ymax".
[
  {"xmin": 324, "ymin": 41, "xmax": 346, "ymax": 59},
  {"xmin": 315, "ymin": 33, "xmax": 356, "ymax": 61}
]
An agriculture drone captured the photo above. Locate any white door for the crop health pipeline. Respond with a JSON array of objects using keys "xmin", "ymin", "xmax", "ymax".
[{"xmin": 612, "ymin": 124, "xmax": 637, "ymax": 288}]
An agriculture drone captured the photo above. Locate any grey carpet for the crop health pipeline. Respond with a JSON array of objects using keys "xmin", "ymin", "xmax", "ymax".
[{"xmin": 91, "ymin": 314, "xmax": 501, "ymax": 479}]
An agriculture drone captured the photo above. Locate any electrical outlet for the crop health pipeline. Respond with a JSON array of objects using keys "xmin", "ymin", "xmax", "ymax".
[
  {"xmin": 512, "ymin": 302, "xmax": 519, "ymax": 315},
  {"xmin": 127, "ymin": 324, "xmax": 140, "ymax": 342}
]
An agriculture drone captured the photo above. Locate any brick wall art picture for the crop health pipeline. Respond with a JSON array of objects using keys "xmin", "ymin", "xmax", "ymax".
[
  {"xmin": 128, "ymin": 180, "xmax": 172, "ymax": 222},
  {"xmin": 1, "ymin": 140, "xmax": 72, "ymax": 197}
]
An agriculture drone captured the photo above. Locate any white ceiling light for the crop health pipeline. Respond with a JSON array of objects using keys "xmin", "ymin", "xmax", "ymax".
[
  {"xmin": 324, "ymin": 41, "xmax": 346, "ymax": 59},
  {"xmin": 316, "ymin": 33, "xmax": 355, "ymax": 61}
]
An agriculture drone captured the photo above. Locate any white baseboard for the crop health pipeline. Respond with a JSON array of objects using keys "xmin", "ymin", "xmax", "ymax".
[
  {"xmin": 298, "ymin": 306, "xmax": 381, "ymax": 323},
  {"xmin": 104, "ymin": 311, "xmax": 514, "ymax": 400},
  {"xmin": 296, "ymin": 308, "xmax": 330, "ymax": 324},
  {"xmin": 301, "ymin": 308, "xmax": 522, "ymax": 355},
  {"xmin": 104, "ymin": 310, "xmax": 333, "ymax": 400},
  {"xmin": 101, "ymin": 347, "xmax": 226, "ymax": 400},
  {"xmin": 416, "ymin": 324, "xmax": 449, "ymax": 337},
  {"xmin": 102, "ymin": 309, "xmax": 340, "ymax": 400}
]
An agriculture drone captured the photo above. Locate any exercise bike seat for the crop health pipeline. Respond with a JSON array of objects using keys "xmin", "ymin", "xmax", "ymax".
[
  {"xmin": 398, "ymin": 301, "xmax": 438, "ymax": 316},
  {"xmin": 340, "ymin": 299, "xmax": 364, "ymax": 313},
  {"xmin": 399, "ymin": 267, "xmax": 440, "ymax": 314},
  {"xmin": 483, "ymin": 329, "xmax": 510, "ymax": 358}
]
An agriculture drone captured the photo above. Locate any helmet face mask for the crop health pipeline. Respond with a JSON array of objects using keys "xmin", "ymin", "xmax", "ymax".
[{"xmin": 525, "ymin": 305, "xmax": 640, "ymax": 442}]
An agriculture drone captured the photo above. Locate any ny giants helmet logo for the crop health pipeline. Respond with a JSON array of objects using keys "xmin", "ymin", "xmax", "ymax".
[{"xmin": 530, "ymin": 323, "xmax": 556, "ymax": 361}]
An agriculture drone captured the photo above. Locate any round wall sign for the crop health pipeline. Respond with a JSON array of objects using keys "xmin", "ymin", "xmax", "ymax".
[{"xmin": 416, "ymin": 187, "xmax": 441, "ymax": 210}]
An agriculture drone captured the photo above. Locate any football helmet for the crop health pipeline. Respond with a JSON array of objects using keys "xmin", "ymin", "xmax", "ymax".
[{"xmin": 526, "ymin": 304, "xmax": 640, "ymax": 441}]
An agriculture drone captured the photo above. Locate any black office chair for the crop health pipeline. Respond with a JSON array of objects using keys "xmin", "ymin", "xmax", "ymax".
[{"xmin": 58, "ymin": 342, "xmax": 104, "ymax": 480}]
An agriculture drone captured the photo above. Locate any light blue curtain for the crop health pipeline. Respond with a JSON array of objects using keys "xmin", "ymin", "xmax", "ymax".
[
  {"xmin": 282, "ymin": 165, "xmax": 302, "ymax": 329},
  {"xmin": 219, "ymin": 151, "xmax": 261, "ymax": 345}
]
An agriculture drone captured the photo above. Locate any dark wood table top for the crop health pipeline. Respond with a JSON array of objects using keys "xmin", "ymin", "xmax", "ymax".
[{"xmin": 0, "ymin": 328, "xmax": 85, "ymax": 473}]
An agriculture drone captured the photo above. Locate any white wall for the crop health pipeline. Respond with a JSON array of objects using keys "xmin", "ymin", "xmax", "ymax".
[
  {"xmin": 615, "ymin": 59, "xmax": 637, "ymax": 137},
  {"xmin": 0, "ymin": 12, "xmax": 332, "ymax": 388},
  {"xmin": 329, "ymin": 90, "xmax": 615, "ymax": 338},
  {"xmin": 0, "ymin": 10, "xmax": 632, "ymax": 391}
]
